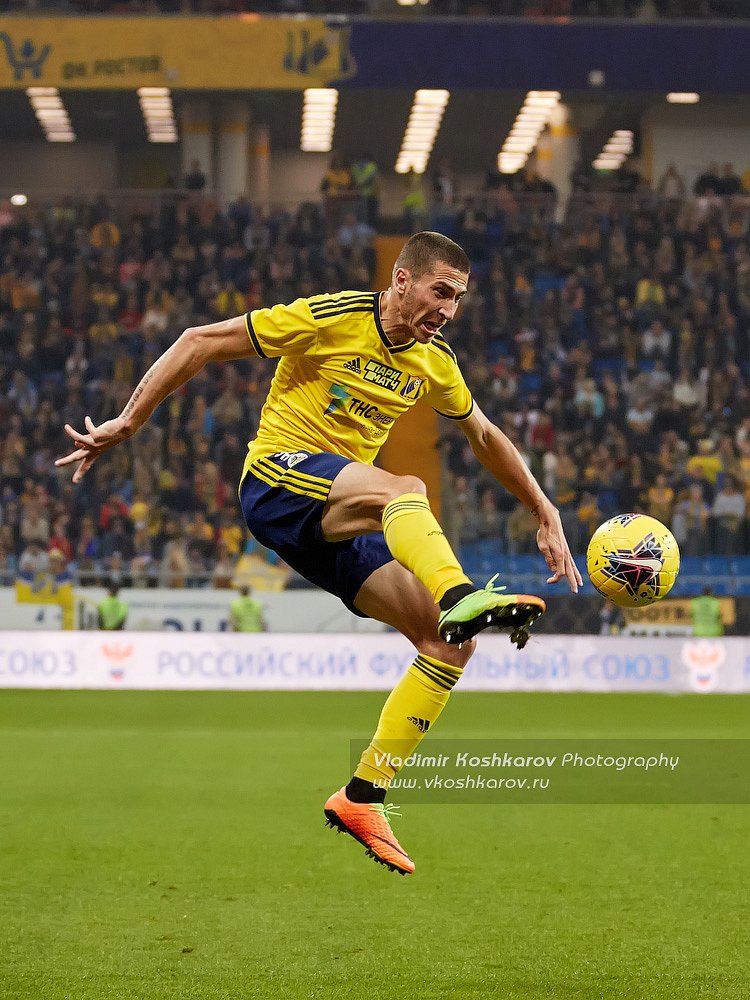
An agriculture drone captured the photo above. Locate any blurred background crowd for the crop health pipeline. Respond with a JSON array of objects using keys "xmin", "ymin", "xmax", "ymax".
[
  {"xmin": 1, "ymin": 152, "xmax": 749, "ymax": 588},
  {"xmin": 2, "ymin": 0, "xmax": 745, "ymax": 19}
]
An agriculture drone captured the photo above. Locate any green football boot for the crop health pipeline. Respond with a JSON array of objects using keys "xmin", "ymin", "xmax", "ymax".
[{"xmin": 438, "ymin": 575, "xmax": 546, "ymax": 648}]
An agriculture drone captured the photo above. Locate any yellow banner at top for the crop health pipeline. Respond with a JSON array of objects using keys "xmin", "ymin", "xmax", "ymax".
[{"xmin": 0, "ymin": 17, "xmax": 356, "ymax": 89}]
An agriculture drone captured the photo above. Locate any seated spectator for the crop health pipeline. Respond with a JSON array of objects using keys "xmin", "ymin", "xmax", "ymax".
[
  {"xmin": 576, "ymin": 491, "xmax": 602, "ymax": 550},
  {"xmin": 673, "ymin": 484, "xmax": 709, "ymax": 556},
  {"xmin": 641, "ymin": 318, "xmax": 672, "ymax": 360},
  {"xmin": 506, "ymin": 502, "xmax": 537, "ymax": 555},
  {"xmin": 673, "ymin": 367, "xmax": 701, "ymax": 409},
  {"xmin": 20, "ymin": 500, "xmax": 50, "ymax": 547},
  {"xmin": 626, "ymin": 397, "xmax": 655, "ymax": 441},
  {"xmin": 89, "ymin": 305, "xmax": 119, "ymax": 344},
  {"xmin": 18, "ymin": 540, "xmax": 49, "ymax": 578},
  {"xmin": 48, "ymin": 514, "xmax": 73, "ymax": 565},
  {"xmin": 161, "ymin": 537, "xmax": 189, "ymax": 587},
  {"xmin": 646, "ymin": 473, "xmax": 675, "ymax": 526},
  {"xmin": 711, "ymin": 477, "xmax": 746, "ymax": 554},
  {"xmin": 686, "ymin": 438, "xmax": 723, "ymax": 487},
  {"xmin": 212, "ymin": 540, "xmax": 237, "ymax": 590}
]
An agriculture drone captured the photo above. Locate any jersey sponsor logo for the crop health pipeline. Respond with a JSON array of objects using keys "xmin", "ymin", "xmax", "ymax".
[
  {"xmin": 363, "ymin": 359, "xmax": 402, "ymax": 393},
  {"xmin": 400, "ymin": 375, "xmax": 424, "ymax": 400},
  {"xmin": 345, "ymin": 396, "xmax": 395, "ymax": 427},
  {"xmin": 324, "ymin": 384, "xmax": 395, "ymax": 438},
  {"xmin": 342, "ymin": 357, "xmax": 361, "ymax": 373},
  {"xmin": 324, "ymin": 384, "xmax": 352, "ymax": 415}
]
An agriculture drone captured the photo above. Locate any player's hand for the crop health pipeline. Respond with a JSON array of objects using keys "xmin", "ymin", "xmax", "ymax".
[
  {"xmin": 55, "ymin": 415, "xmax": 132, "ymax": 483},
  {"xmin": 534, "ymin": 502, "xmax": 584, "ymax": 594}
]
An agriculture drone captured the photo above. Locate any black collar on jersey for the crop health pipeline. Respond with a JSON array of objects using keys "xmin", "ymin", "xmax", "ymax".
[{"xmin": 374, "ymin": 291, "xmax": 416, "ymax": 354}]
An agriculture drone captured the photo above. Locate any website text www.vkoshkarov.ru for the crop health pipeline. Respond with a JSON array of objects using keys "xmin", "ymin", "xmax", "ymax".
[{"xmin": 385, "ymin": 774, "xmax": 552, "ymax": 791}]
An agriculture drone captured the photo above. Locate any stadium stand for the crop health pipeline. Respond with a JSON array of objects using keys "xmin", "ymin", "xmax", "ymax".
[
  {"xmin": 0, "ymin": 168, "xmax": 749, "ymax": 590},
  {"xmin": 3, "ymin": 2, "xmax": 746, "ymax": 18}
]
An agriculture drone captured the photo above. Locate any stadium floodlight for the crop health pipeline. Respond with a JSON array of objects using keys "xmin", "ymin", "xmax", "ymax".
[
  {"xmin": 139, "ymin": 87, "xmax": 179, "ymax": 144},
  {"xmin": 415, "ymin": 89, "xmax": 449, "ymax": 105},
  {"xmin": 517, "ymin": 107, "xmax": 549, "ymax": 118},
  {"xmin": 524, "ymin": 96, "xmax": 559, "ymax": 109},
  {"xmin": 27, "ymin": 86, "xmax": 76, "ymax": 142},
  {"xmin": 10, "ymin": 193, "xmax": 27, "ymax": 206},
  {"xmin": 496, "ymin": 88, "xmax": 560, "ymax": 173},
  {"xmin": 29, "ymin": 97, "xmax": 63, "ymax": 110},
  {"xmin": 394, "ymin": 89, "xmax": 450, "ymax": 174},
  {"xmin": 593, "ymin": 127, "xmax": 634, "ymax": 168},
  {"xmin": 300, "ymin": 88, "xmax": 338, "ymax": 152},
  {"xmin": 666, "ymin": 92, "xmax": 700, "ymax": 104}
]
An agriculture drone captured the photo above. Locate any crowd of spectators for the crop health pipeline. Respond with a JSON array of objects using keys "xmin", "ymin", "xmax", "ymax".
[
  {"xmin": 436, "ymin": 161, "xmax": 750, "ymax": 558},
  {"xmin": 2, "ymin": 0, "xmax": 744, "ymax": 17},
  {"xmin": 0, "ymin": 190, "xmax": 376, "ymax": 586},
  {"xmin": 1, "ymin": 156, "xmax": 750, "ymax": 591}
]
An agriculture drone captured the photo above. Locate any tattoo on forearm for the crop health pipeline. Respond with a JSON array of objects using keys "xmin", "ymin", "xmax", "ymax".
[{"xmin": 123, "ymin": 366, "xmax": 156, "ymax": 418}]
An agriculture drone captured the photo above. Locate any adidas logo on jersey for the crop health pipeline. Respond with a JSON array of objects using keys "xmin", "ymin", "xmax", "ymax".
[
  {"xmin": 342, "ymin": 357, "xmax": 361, "ymax": 373},
  {"xmin": 407, "ymin": 716, "xmax": 430, "ymax": 733}
]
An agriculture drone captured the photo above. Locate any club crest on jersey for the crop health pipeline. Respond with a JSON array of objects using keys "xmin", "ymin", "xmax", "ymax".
[
  {"xmin": 601, "ymin": 533, "xmax": 664, "ymax": 599},
  {"xmin": 400, "ymin": 375, "xmax": 424, "ymax": 400}
]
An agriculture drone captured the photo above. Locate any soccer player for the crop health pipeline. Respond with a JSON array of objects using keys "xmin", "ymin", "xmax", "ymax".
[{"xmin": 57, "ymin": 232, "xmax": 581, "ymax": 875}]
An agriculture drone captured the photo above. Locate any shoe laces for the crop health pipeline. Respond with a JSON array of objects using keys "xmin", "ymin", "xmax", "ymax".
[
  {"xmin": 370, "ymin": 802, "xmax": 401, "ymax": 828},
  {"xmin": 484, "ymin": 573, "xmax": 507, "ymax": 593}
]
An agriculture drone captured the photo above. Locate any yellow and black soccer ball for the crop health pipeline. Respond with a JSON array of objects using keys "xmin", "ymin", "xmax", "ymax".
[{"xmin": 586, "ymin": 513, "xmax": 680, "ymax": 608}]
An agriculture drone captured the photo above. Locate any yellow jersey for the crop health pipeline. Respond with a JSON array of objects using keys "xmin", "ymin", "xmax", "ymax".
[{"xmin": 241, "ymin": 291, "xmax": 472, "ymax": 482}]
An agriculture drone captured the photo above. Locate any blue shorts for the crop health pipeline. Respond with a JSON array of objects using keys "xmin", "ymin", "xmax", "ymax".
[{"xmin": 239, "ymin": 450, "xmax": 393, "ymax": 617}]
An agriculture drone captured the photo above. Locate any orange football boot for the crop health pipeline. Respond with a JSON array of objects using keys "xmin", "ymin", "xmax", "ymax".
[{"xmin": 324, "ymin": 787, "xmax": 415, "ymax": 875}]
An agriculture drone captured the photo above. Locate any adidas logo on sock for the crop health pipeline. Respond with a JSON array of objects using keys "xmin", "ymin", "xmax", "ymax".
[
  {"xmin": 407, "ymin": 716, "xmax": 430, "ymax": 733},
  {"xmin": 342, "ymin": 357, "xmax": 361, "ymax": 373}
]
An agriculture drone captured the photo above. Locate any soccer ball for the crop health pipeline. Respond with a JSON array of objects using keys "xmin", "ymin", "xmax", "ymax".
[{"xmin": 586, "ymin": 513, "xmax": 680, "ymax": 608}]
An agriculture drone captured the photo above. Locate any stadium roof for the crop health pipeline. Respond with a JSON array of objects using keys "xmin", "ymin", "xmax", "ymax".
[{"xmin": 2, "ymin": 89, "xmax": 691, "ymax": 171}]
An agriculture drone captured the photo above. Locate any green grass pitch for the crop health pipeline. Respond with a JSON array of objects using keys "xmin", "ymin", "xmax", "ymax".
[{"xmin": 0, "ymin": 689, "xmax": 748, "ymax": 1000}]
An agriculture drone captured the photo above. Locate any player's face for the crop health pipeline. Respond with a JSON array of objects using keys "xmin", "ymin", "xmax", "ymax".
[{"xmin": 397, "ymin": 262, "xmax": 468, "ymax": 343}]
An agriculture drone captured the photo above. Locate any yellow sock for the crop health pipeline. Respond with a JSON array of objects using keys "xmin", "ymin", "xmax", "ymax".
[
  {"xmin": 355, "ymin": 653, "xmax": 463, "ymax": 787},
  {"xmin": 382, "ymin": 492, "xmax": 471, "ymax": 603}
]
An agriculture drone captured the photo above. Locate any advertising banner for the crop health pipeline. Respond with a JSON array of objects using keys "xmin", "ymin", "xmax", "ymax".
[
  {"xmin": 0, "ymin": 632, "xmax": 747, "ymax": 693},
  {"xmin": 1, "ymin": 17, "xmax": 749, "ymax": 92},
  {"xmin": 0, "ymin": 586, "xmax": 386, "ymax": 633},
  {"xmin": 0, "ymin": 17, "xmax": 355, "ymax": 90}
]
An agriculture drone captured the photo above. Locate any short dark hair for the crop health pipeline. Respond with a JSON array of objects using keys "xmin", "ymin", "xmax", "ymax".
[{"xmin": 394, "ymin": 231, "xmax": 470, "ymax": 280}]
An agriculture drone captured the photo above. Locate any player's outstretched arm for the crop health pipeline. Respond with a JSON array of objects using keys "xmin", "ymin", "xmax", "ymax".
[
  {"xmin": 56, "ymin": 315, "xmax": 253, "ymax": 483},
  {"xmin": 459, "ymin": 403, "xmax": 583, "ymax": 593}
]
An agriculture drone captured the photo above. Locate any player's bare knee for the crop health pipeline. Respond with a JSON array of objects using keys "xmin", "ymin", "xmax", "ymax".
[
  {"xmin": 419, "ymin": 636, "xmax": 476, "ymax": 670},
  {"xmin": 386, "ymin": 474, "xmax": 427, "ymax": 502}
]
